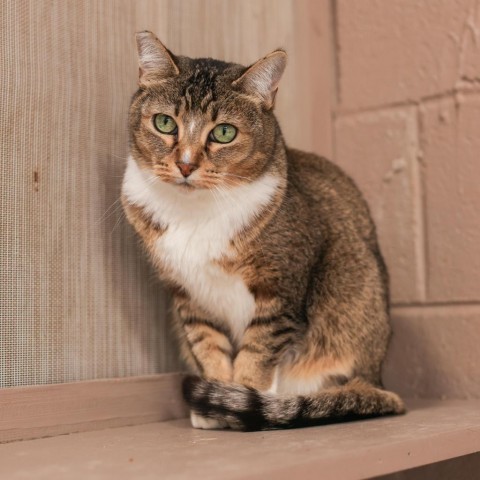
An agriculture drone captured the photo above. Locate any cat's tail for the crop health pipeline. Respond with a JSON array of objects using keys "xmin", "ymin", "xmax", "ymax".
[{"xmin": 182, "ymin": 375, "xmax": 405, "ymax": 431}]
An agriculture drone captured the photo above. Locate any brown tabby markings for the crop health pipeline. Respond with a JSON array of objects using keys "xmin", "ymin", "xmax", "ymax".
[
  {"xmin": 122, "ymin": 31, "xmax": 405, "ymax": 430},
  {"xmin": 173, "ymin": 297, "xmax": 233, "ymax": 381}
]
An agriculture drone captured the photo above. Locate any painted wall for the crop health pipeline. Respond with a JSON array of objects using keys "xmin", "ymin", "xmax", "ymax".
[
  {"xmin": 331, "ymin": 0, "xmax": 480, "ymax": 398},
  {"xmin": 2, "ymin": 0, "xmax": 479, "ymax": 398}
]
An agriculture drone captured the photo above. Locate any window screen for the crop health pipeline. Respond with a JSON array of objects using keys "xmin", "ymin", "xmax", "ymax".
[
  {"xmin": 1, "ymin": 0, "xmax": 328, "ymax": 389},
  {"xmin": 0, "ymin": 0, "xmax": 180, "ymax": 388}
]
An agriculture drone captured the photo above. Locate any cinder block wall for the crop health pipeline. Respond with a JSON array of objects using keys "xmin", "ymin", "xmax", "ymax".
[{"xmin": 331, "ymin": 0, "xmax": 480, "ymax": 399}]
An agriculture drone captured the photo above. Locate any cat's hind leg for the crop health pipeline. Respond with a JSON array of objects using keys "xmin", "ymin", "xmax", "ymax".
[{"xmin": 233, "ymin": 313, "xmax": 300, "ymax": 391}]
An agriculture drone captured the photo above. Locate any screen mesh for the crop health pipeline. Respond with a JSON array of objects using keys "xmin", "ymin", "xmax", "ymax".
[
  {"xmin": 0, "ymin": 0, "xmax": 181, "ymax": 387},
  {"xmin": 1, "ymin": 0, "xmax": 330, "ymax": 388}
]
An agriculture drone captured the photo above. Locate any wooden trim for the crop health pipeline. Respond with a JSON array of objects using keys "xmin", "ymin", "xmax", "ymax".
[
  {"xmin": 0, "ymin": 373, "xmax": 188, "ymax": 443},
  {"xmin": 1, "ymin": 399, "xmax": 480, "ymax": 479}
]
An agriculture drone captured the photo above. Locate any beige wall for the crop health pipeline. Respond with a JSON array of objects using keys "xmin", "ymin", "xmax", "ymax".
[
  {"xmin": 331, "ymin": 0, "xmax": 480, "ymax": 398},
  {"xmin": 2, "ymin": 0, "xmax": 479, "ymax": 398}
]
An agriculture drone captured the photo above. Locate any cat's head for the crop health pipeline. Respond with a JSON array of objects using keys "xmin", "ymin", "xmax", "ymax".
[{"xmin": 129, "ymin": 31, "xmax": 287, "ymax": 191}]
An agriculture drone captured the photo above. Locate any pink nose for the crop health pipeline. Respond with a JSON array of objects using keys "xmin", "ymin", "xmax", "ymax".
[{"xmin": 176, "ymin": 163, "xmax": 198, "ymax": 178}]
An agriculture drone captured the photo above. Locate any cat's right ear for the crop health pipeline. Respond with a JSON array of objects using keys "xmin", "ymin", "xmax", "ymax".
[{"xmin": 135, "ymin": 31, "xmax": 179, "ymax": 87}]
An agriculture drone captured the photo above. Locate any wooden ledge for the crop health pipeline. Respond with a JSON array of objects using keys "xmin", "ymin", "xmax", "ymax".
[
  {"xmin": 1, "ymin": 399, "xmax": 479, "ymax": 479},
  {"xmin": 0, "ymin": 373, "xmax": 187, "ymax": 443}
]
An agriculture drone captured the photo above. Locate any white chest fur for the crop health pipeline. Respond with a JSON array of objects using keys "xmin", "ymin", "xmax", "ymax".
[{"xmin": 122, "ymin": 157, "xmax": 279, "ymax": 342}]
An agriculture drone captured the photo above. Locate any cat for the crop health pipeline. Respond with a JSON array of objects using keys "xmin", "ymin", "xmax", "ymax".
[{"xmin": 122, "ymin": 31, "xmax": 405, "ymax": 431}]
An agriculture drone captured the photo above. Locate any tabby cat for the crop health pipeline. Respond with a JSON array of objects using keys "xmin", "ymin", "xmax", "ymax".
[{"xmin": 122, "ymin": 31, "xmax": 405, "ymax": 431}]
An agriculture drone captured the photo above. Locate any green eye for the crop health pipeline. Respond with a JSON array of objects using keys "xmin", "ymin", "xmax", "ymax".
[
  {"xmin": 154, "ymin": 114, "xmax": 177, "ymax": 134},
  {"xmin": 210, "ymin": 124, "xmax": 237, "ymax": 143}
]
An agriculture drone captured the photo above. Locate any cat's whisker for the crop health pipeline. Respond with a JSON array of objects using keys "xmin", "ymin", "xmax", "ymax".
[
  {"xmin": 106, "ymin": 152, "xmax": 130, "ymax": 161},
  {"xmin": 211, "ymin": 186, "xmax": 226, "ymax": 213},
  {"xmin": 212, "ymin": 185, "xmax": 231, "ymax": 205},
  {"xmin": 110, "ymin": 209, "xmax": 126, "ymax": 236},
  {"xmin": 105, "ymin": 202, "xmax": 127, "ymax": 225},
  {"xmin": 145, "ymin": 173, "xmax": 168, "ymax": 187},
  {"xmin": 220, "ymin": 172, "xmax": 253, "ymax": 182},
  {"xmin": 96, "ymin": 198, "xmax": 123, "ymax": 225}
]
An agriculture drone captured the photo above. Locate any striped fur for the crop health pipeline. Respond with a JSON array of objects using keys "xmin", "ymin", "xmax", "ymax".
[{"xmin": 183, "ymin": 375, "xmax": 405, "ymax": 431}]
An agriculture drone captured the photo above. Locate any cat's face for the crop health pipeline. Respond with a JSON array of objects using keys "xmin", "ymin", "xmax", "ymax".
[{"xmin": 129, "ymin": 32, "xmax": 286, "ymax": 191}]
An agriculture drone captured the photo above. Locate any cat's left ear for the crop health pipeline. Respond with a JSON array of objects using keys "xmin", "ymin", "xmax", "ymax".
[
  {"xmin": 233, "ymin": 50, "xmax": 287, "ymax": 109},
  {"xmin": 135, "ymin": 31, "xmax": 179, "ymax": 87}
]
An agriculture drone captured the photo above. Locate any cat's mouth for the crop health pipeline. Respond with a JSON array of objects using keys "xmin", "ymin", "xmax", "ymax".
[
  {"xmin": 176, "ymin": 182, "xmax": 196, "ymax": 191},
  {"xmin": 173, "ymin": 176, "xmax": 202, "ymax": 191},
  {"xmin": 154, "ymin": 170, "xmax": 221, "ymax": 192}
]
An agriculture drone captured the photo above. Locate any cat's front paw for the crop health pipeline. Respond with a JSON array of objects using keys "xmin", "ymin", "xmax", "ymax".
[{"xmin": 190, "ymin": 411, "xmax": 228, "ymax": 430}]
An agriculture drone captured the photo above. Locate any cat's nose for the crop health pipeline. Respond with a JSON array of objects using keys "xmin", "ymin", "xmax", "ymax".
[{"xmin": 176, "ymin": 162, "xmax": 198, "ymax": 178}]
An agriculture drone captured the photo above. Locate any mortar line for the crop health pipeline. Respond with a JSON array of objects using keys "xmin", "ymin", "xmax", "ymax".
[
  {"xmin": 335, "ymin": 86, "xmax": 480, "ymax": 119},
  {"xmin": 392, "ymin": 300, "xmax": 480, "ymax": 309},
  {"xmin": 414, "ymin": 104, "xmax": 429, "ymax": 302},
  {"xmin": 329, "ymin": 0, "xmax": 341, "ymax": 161},
  {"xmin": 329, "ymin": 0, "xmax": 341, "ymax": 107}
]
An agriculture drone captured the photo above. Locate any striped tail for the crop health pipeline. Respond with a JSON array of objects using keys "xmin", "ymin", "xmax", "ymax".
[{"xmin": 182, "ymin": 375, "xmax": 405, "ymax": 431}]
